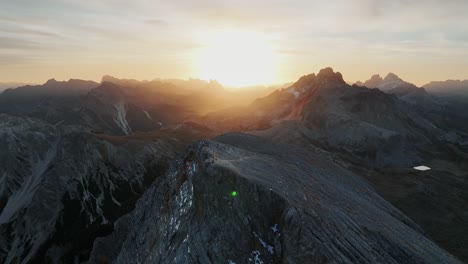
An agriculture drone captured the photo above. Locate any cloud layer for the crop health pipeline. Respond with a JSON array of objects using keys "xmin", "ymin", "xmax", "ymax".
[{"xmin": 1, "ymin": 0, "xmax": 467, "ymax": 85}]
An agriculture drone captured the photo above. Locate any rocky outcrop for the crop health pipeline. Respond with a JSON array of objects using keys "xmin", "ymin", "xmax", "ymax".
[{"xmin": 90, "ymin": 133, "xmax": 461, "ymax": 263}]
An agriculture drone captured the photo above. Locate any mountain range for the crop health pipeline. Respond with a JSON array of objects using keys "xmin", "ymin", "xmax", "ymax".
[
  {"xmin": 423, "ymin": 79, "xmax": 468, "ymax": 96},
  {"xmin": 0, "ymin": 82, "xmax": 31, "ymax": 93},
  {"xmin": 0, "ymin": 68, "xmax": 467, "ymax": 263}
]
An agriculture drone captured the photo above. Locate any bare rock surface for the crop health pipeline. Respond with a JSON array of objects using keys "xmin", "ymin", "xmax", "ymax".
[
  {"xmin": 95, "ymin": 133, "xmax": 460, "ymax": 264},
  {"xmin": 0, "ymin": 114, "xmax": 183, "ymax": 263}
]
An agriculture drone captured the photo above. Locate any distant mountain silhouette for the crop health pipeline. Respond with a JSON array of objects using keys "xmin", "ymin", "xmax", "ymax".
[
  {"xmin": 355, "ymin": 73, "xmax": 433, "ymax": 106},
  {"xmin": 357, "ymin": 73, "xmax": 420, "ymax": 91},
  {"xmin": 0, "ymin": 82, "xmax": 30, "ymax": 92},
  {"xmin": 424, "ymin": 79, "xmax": 468, "ymax": 96},
  {"xmin": 0, "ymin": 79, "xmax": 99, "ymax": 123}
]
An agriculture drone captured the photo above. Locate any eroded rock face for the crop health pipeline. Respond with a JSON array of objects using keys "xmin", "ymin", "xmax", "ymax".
[
  {"xmin": 0, "ymin": 114, "xmax": 180, "ymax": 263},
  {"xmin": 92, "ymin": 133, "xmax": 460, "ymax": 263}
]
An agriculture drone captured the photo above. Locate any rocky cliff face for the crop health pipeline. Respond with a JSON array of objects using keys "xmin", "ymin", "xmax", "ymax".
[
  {"xmin": 248, "ymin": 70, "xmax": 468, "ymax": 261},
  {"xmin": 69, "ymin": 81, "xmax": 201, "ymax": 135},
  {"xmin": 191, "ymin": 69, "xmax": 468, "ymax": 262},
  {"xmin": 90, "ymin": 133, "xmax": 460, "ymax": 263},
  {"xmin": 0, "ymin": 114, "xmax": 188, "ymax": 263},
  {"xmin": 200, "ymin": 68, "xmax": 450, "ymax": 167}
]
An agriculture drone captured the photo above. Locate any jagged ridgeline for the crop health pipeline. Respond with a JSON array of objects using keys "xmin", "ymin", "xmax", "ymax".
[{"xmin": 0, "ymin": 68, "xmax": 467, "ymax": 263}]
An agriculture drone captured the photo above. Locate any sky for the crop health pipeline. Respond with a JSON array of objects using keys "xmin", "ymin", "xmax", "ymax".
[{"xmin": 1, "ymin": 0, "xmax": 468, "ymax": 87}]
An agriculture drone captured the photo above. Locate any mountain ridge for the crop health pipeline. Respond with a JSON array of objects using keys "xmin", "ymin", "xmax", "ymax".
[{"xmin": 90, "ymin": 133, "xmax": 461, "ymax": 263}]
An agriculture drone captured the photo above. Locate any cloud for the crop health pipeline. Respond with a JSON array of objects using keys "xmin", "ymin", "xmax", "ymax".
[
  {"xmin": 1, "ymin": 0, "xmax": 468, "ymax": 83},
  {"xmin": 0, "ymin": 53, "xmax": 35, "ymax": 64},
  {"xmin": 144, "ymin": 19, "xmax": 167, "ymax": 26},
  {"xmin": 0, "ymin": 27, "xmax": 62, "ymax": 38},
  {"xmin": 0, "ymin": 36, "xmax": 43, "ymax": 50}
]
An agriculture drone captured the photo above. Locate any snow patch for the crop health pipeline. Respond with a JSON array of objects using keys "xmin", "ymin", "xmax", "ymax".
[
  {"xmin": 113, "ymin": 101, "xmax": 131, "ymax": 135},
  {"xmin": 414, "ymin": 165, "xmax": 431, "ymax": 171},
  {"xmin": 0, "ymin": 139, "xmax": 58, "ymax": 223},
  {"xmin": 111, "ymin": 195, "xmax": 122, "ymax": 207},
  {"xmin": 253, "ymin": 232, "xmax": 274, "ymax": 254},
  {"xmin": 249, "ymin": 250, "xmax": 264, "ymax": 264},
  {"xmin": 143, "ymin": 110, "xmax": 152, "ymax": 120},
  {"xmin": 271, "ymin": 224, "xmax": 278, "ymax": 233},
  {"xmin": 170, "ymin": 180, "xmax": 194, "ymax": 232},
  {"xmin": 287, "ymin": 87, "xmax": 300, "ymax": 98},
  {"xmin": 96, "ymin": 192, "xmax": 109, "ymax": 224}
]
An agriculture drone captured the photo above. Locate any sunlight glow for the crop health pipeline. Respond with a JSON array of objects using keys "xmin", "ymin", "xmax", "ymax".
[{"xmin": 196, "ymin": 30, "xmax": 278, "ymax": 87}]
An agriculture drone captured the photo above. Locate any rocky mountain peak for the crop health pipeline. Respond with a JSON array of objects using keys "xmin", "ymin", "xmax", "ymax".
[
  {"xmin": 45, "ymin": 78, "xmax": 58, "ymax": 85},
  {"xmin": 317, "ymin": 67, "xmax": 345, "ymax": 83},
  {"xmin": 370, "ymin": 74, "xmax": 383, "ymax": 82},
  {"xmin": 292, "ymin": 68, "xmax": 344, "ymax": 90},
  {"xmin": 361, "ymin": 74, "xmax": 383, "ymax": 88},
  {"xmin": 383, "ymin": 72, "xmax": 401, "ymax": 82}
]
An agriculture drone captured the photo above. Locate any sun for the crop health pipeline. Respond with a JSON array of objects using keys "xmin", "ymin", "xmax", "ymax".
[{"xmin": 195, "ymin": 30, "xmax": 278, "ymax": 87}]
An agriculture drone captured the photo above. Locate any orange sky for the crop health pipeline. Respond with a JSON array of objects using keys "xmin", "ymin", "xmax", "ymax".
[{"xmin": 1, "ymin": 0, "xmax": 468, "ymax": 87}]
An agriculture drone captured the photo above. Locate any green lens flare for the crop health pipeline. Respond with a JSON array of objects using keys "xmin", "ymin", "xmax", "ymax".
[{"xmin": 231, "ymin": 191, "xmax": 237, "ymax": 197}]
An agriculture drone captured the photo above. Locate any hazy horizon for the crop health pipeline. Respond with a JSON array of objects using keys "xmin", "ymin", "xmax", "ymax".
[{"xmin": 1, "ymin": 0, "xmax": 468, "ymax": 86}]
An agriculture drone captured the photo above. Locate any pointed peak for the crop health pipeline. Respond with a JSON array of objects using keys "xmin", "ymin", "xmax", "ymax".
[
  {"xmin": 293, "ymin": 73, "xmax": 316, "ymax": 88},
  {"xmin": 362, "ymin": 74, "xmax": 385, "ymax": 88},
  {"xmin": 384, "ymin": 73, "xmax": 401, "ymax": 81},
  {"xmin": 208, "ymin": 79, "xmax": 223, "ymax": 90},
  {"xmin": 45, "ymin": 78, "xmax": 57, "ymax": 85}
]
